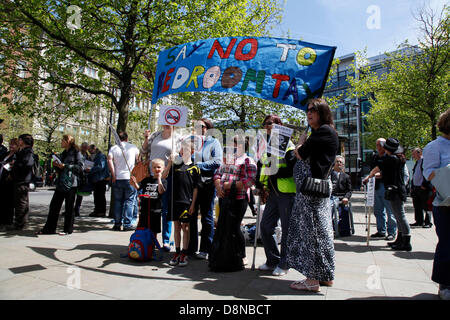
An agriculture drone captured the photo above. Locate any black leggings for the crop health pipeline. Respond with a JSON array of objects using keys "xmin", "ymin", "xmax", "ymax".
[{"xmin": 42, "ymin": 187, "xmax": 77, "ymax": 234}]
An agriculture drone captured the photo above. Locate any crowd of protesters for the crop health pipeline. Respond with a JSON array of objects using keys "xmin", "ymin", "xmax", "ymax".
[{"xmin": 0, "ymin": 103, "xmax": 449, "ymax": 299}]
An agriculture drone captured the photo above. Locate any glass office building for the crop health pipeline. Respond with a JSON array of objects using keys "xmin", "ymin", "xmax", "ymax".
[{"xmin": 323, "ymin": 52, "xmax": 391, "ymax": 188}]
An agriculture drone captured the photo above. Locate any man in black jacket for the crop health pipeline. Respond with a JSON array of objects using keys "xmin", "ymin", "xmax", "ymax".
[
  {"xmin": 0, "ymin": 134, "xmax": 7, "ymax": 160},
  {"xmin": 10, "ymin": 134, "xmax": 35, "ymax": 230},
  {"xmin": 410, "ymin": 147, "xmax": 433, "ymax": 228},
  {"xmin": 331, "ymin": 155, "xmax": 352, "ymax": 236}
]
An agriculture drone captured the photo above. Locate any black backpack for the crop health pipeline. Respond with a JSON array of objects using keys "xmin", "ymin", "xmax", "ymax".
[{"xmin": 31, "ymin": 153, "xmax": 40, "ymax": 180}]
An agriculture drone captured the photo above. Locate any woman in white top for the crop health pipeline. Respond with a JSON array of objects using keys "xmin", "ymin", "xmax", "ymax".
[{"xmin": 142, "ymin": 125, "xmax": 179, "ymax": 251}]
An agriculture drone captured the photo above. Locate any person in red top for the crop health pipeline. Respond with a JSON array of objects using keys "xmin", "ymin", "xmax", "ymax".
[{"xmin": 209, "ymin": 136, "xmax": 257, "ymax": 271}]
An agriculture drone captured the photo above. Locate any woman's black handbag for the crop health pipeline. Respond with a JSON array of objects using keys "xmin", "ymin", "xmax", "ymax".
[
  {"xmin": 301, "ymin": 176, "xmax": 331, "ymax": 198},
  {"xmin": 300, "ymin": 160, "xmax": 334, "ymax": 198}
]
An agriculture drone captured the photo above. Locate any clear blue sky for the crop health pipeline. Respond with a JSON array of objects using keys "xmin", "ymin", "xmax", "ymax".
[{"xmin": 275, "ymin": 0, "xmax": 448, "ymax": 58}]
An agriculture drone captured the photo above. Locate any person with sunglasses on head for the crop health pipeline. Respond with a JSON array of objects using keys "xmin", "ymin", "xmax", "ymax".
[
  {"xmin": 255, "ymin": 114, "xmax": 297, "ymax": 277},
  {"xmin": 287, "ymin": 98, "xmax": 339, "ymax": 292}
]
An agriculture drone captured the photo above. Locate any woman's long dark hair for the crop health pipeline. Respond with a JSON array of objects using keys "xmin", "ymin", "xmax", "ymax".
[{"xmin": 307, "ymin": 98, "xmax": 335, "ymax": 129}]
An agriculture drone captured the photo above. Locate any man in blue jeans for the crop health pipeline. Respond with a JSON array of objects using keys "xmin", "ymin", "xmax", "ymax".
[
  {"xmin": 107, "ymin": 131, "xmax": 140, "ymax": 231},
  {"xmin": 369, "ymin": 138, "xmax": 397, "ymax": 241},
  {"xmin": 187, "ymin": 118, "xmax": 222, "ymax": 259}
]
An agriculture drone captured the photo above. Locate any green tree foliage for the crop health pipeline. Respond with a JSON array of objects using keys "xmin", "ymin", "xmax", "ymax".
[
  {"xmin": 0, "ymin": 0, "xmax": 283, "ymax": 132},
  {"xmin": 348, "ymin": 5, "xmax": 449, "ymax": 152},
  {"xmin": 182, "ymin": 92, "xmax": 305, "ymax": 130}
]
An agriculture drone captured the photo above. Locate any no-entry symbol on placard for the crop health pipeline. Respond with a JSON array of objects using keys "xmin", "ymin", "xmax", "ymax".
[
  {"xmin": 158, "ymin": 105, "xmax": 188, "ymax": 127},
  {"xmin": 165, "ymin": 108, "xmax": 181, "ymax": 125}
]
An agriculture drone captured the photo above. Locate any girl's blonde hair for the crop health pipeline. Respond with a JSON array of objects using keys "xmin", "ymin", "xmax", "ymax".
[{"xmin": 151, "ymin": 158, "xmax": 165, "ymax": 168}]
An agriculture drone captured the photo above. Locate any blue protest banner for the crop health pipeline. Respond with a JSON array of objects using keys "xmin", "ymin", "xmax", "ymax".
[{"xmin": 151, "ymin": 36, "xmax": 336, "ymax": 110}]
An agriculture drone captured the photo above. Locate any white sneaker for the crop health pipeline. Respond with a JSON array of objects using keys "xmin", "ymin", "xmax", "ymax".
[
  {"xmin": 272, "ymin": 266, "xmax": 288, "ymax": 276},
  {"xmin": 196, "ymin": 252, "xmax": 208, "ymax": 260},
  {"xmin": 258, "ymin": 263, "xmax": 274, "ymax": 271}
]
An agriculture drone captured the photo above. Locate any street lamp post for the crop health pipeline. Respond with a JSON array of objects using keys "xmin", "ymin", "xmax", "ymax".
[
  {"xmin": 354, "ymin": 103, "xmax": 361, "ymax": 189},
  {"xmin": 345, "ymin": 101, "xmax": 351, "ymax": 180},
  {"xmin": 344, "ymin": 99, "xmax": 361, "ymax": 188}
]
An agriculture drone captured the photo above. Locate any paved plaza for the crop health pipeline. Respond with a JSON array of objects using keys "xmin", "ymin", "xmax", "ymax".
[{"xmin": 0, "ymin": 189, "xmax": 441, "ymax": 300}]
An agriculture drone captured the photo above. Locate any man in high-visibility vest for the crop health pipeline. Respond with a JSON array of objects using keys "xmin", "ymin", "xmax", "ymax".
[{"xmin": 255, "ymin": 115, "xmax": 296, "ymax": 277}]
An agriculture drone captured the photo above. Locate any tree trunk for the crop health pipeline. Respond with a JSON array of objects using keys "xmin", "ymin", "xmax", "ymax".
[
  {"xmin": 430, "ymin": 111, "xmax": 437, "ymax": 141},
  {"xmin": 115, "ymin": 74, "xmax": 133, "ymax": 133},
  {"xmin": 116, "ymin": 102, "xmax": 129, "ymax": 134},
  {"xmin": 46, "ymin": 129, "xmax": 54, "ymax": 154},
  {"xmin": 115, "ymin": 87, "xmax": 131, "ymax": 133}
]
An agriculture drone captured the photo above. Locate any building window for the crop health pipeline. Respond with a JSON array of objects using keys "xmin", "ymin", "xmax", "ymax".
[{"xmin": 17, "ymin": 60, "xmax": 27, "ymax": 78}]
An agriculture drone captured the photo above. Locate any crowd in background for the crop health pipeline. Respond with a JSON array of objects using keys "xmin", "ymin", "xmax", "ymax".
[{"xmin": 0, "ymin": 104, "xmax": 448, "ymax": 299}]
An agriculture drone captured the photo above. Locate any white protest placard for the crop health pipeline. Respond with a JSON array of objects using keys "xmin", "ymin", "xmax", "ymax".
[
  {"xmin": 366, "ymin": 177, "xmax": 376, "ymax": 207},
  {"xmin": 158, "ymin": 105, "xmax": 188, "ymax": 127},
  {"xmin": 250, "ymin": 132, "xmax": 267, "ymax": 162},
  {"xmin": 52, "ymin": 154, "xmax": 62, "ymax": 164},
  {"xmin": 266, "ymin": 124, "xmax": 294, "ymax": 157},
  {"xmin": 84, "ymin": 160, "xmax": 95, "ymax": 170}
]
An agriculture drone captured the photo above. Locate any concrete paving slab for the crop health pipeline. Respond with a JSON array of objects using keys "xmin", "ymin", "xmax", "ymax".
[
  {"xmin": 0, "ymin": 275, "xmax": 59, "ymax": 300},
  {"xmin": 0, "ymin": 190, "xmax": 443, "ymax": 301},
  {"xmin": 381, "ymin": 278, "xmax": 439, "ymax": 299}
]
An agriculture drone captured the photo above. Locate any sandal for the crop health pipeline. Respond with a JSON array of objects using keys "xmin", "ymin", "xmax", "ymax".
[
  {"xmin": 319, "ymin": 280, "xmax": 334, "ymax": 287},
  {"xmin": 290, "ymin": 279, "xmax": 321, "ymax": 292}
]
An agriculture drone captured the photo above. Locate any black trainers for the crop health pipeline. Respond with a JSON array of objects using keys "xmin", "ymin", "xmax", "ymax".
[
  {"xmin": 409, "ymin": 222, "xmax": 422, "ymax": 227},
  {"xmin": 370, "ymin": 232, "xmax": 386, "ymax": 238},
  {"xmin": 111, "ymin": 225, "xmax": 122, "ymax": 231},
  {"xmin": 423, "ymin": 223, "xmax": 433, "ymax": 228}
]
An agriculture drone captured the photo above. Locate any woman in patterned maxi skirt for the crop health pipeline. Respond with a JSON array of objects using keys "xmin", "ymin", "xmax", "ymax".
[{"xmin": 286, "ymin": 98, "xmax": 339, "ymax": 292}]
